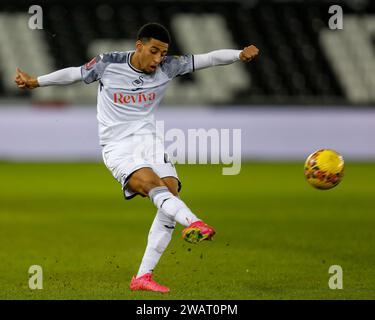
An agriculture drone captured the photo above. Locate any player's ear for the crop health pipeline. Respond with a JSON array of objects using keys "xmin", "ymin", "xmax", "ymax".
[{"xmin": 135, "ymin": 40, "xmax": 143, "ymax": 52}]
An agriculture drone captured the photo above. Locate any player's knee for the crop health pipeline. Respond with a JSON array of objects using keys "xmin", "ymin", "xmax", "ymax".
[
  {"xmin": 163, "ymin": 178, "xmax": 179, "ymax": 196},
  {"xmin": 142, "ymin": 178, "xmax": 165, "ymax": 195},
  {"xmin": 168, "ymin": 186, "xmax": 179, "ymax": 197},
  {"xmin": 129, "ymin": 173, "xmax": 165, "ymax": 196}
]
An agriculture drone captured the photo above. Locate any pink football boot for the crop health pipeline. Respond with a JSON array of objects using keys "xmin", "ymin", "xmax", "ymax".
[
  {"xmin": 130, "ymin": 273, "xmax": 170, "ymax": 293},
  {"xmin": 182, "ymin": 221, "xmax": 216, "ymax": 244}
]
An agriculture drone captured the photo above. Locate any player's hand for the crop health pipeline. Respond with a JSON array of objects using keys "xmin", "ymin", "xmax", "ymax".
[
  {"xmin": 239, "ymin": 45, "xmax": 259, "ymax": 62},
  {"xmin": 14, "ymin": 68, "xmax": 39, "ymax": 89}
]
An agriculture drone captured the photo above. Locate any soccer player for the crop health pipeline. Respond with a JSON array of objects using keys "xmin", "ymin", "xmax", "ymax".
[{"xmin": 15, "ymin": 23, "xmax": 259, "ymax": 293}]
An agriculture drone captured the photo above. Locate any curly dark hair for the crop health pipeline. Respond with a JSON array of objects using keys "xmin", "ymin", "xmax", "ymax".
[{"xmin": 137, "ymin": 22, "xmax": 171, "ymax": 44}]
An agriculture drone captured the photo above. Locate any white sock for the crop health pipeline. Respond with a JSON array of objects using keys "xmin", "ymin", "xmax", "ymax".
[
  {"xmin": 137, "ymin": 209, "xmax": 176, "ymax": 278},
  {"xmin": 149, "ymin": 186, "xmax": 200, "ymax": 227}
]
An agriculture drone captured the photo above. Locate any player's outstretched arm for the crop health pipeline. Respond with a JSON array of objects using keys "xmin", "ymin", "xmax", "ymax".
[
  {"xmin": 14, "ymin": 67, "xmax": 82, "ymax": 90},
  {"xmin": 193, "ymin": 45, "xmax": 259, "ymax": 71}
]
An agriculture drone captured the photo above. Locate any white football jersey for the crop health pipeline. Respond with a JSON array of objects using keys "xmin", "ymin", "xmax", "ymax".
[{"xmin": 81, "ymin": 51, "xmax": 194, "ymax": 145}]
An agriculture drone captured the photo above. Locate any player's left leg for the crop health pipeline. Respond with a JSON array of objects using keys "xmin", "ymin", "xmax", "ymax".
[
  {"xmin": 136, "ymin": 177, "xmax": 178, "ymax": 279},
  {"xmin": 131, "ymin": 177, "xmax": 178, "ymax": 293}
]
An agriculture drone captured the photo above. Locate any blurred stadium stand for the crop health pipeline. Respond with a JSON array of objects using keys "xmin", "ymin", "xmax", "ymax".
[
  {"xmin": 0, "ymin": 0, "xmax": 375, "ymax": 105},
  {"xmin": 1, "ymin": 0, "xmax": 375, "ymax": 162}
]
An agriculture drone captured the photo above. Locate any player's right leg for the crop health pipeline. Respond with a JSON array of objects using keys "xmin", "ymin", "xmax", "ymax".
[
  {"xmin": 128, "ymin": 168, "xmax": 215, "ymax": 242},
  {"xmin": 160, "ymin": 176, "xmax": 216, "ymax": 244},
  {"xmin": 127, "ymin": 167, "xmax": 200, "ymax": 226}
]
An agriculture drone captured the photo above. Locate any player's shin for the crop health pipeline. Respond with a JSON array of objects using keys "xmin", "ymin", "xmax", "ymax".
[
  {"xmin": 148, "ymin": 186, "xmax": 199, "ymax": 227},
  {"xmin": 136, "ymin": 209, "xmax": 176, "ymax": 278}
]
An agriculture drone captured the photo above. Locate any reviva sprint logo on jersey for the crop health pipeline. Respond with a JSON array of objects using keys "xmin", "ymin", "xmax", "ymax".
[{"xmin": 114, "ymin": 92, "xmax": 156, "ymax": 105}]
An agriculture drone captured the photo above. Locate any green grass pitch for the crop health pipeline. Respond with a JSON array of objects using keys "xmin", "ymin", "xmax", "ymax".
[{"xmin": 0, "ymin": 161, "xmax": 374, "ymax": 299}]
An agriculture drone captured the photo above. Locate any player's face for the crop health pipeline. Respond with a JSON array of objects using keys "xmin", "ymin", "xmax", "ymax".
[{"xmin": 137, "ymin": 38, "xmax": 168, "ymax": 74}]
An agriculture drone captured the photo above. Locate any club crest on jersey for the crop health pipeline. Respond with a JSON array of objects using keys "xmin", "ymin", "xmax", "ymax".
[{"xmin": 132, "ymin": 76, "xmax": 144, "ymax": 87}]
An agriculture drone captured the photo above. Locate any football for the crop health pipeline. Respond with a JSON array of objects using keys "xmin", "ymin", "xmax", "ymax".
[{"xmin": 304, "ymin": 149, "xmax": 345, "ymax": 190}]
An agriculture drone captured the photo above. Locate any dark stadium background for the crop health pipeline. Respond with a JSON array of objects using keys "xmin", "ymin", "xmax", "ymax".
[
  {"xmin": 0, "ymin": 0, "xmax": 374, "ymax": 300},
  {"xmin": 2, "ymin": 0, "xmax": 375, "ymax": 105}
]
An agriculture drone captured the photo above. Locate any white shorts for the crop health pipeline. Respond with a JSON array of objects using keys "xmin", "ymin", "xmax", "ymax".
[{"xmin": 101, "ymin": 134, "xmax": 180, "ymax": 200}]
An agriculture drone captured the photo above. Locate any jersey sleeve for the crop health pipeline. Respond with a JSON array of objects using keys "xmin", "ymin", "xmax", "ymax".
[
  {"xmin": 81, "ymin": 52, "xmax": 127, "ymax": 84},
  {"xmin": 81, "ymin": 55, "xmax": 106, "ymax": 84},
  {"xmin": 161, "ymin": 54, "xmax": 194, "ymax": 79}
]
